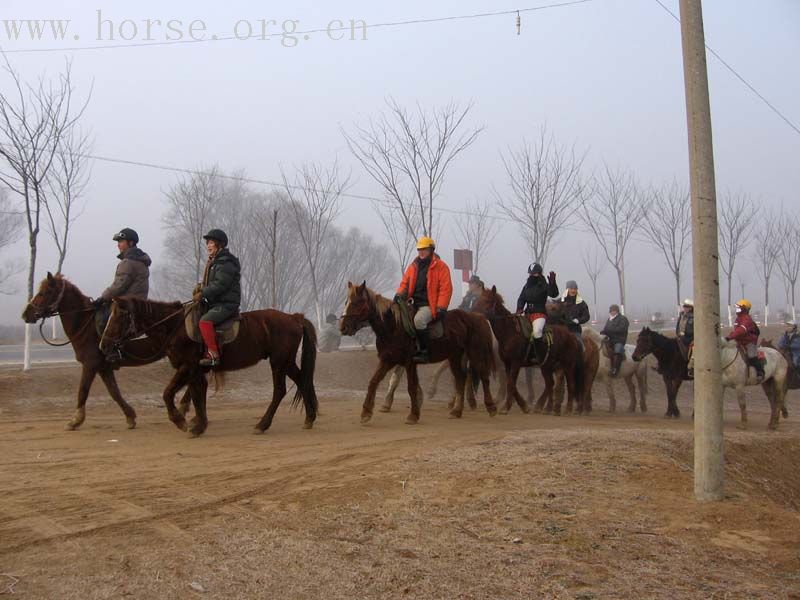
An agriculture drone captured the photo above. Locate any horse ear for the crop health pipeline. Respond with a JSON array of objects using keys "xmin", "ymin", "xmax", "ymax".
[
  {"xmin": 357, "ymin": 281, "xmax": 366, "ymax": 295},
  {"xmin": 347, "ymin": 281, "xmax": 353, "ymax": 289},
  {"xmin": 491, "ymin": 285, "xmax": 497, "ymax": 294},
  {"xmin": 47, "ymin": 271, "xmax": 54, "ymax": 283}
]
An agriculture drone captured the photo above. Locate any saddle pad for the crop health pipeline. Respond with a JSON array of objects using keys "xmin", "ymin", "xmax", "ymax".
[
  {"xmin": 397, "ymin": 301, "xmax": 445, "ymax": 340},
  {"xmin": 185, "ymin": 305, "xmax": 241, "ymax": 346},
  {"xmin": 516, "ymin": 315, "xmax": 532, "ymax": 340}
]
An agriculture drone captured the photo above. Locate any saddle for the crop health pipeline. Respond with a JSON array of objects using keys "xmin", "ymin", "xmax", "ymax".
[
  {"xmin": 601, "ymin": 339, "xmax": 626, "ymax": 361},
  {"xmin": 397, "ymin": 301, "xmax": 445, "ymax": 340},
  {"xmin": 185, "ymin": 304, "xmax": 241, "ymax": 346},
  {"xmin": 736, "ymin": 345, "xmax": 765, "ymax": 365}
]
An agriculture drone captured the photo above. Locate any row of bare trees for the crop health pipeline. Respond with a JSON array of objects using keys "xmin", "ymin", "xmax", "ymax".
[{"xmin": 156, "ymin": 165, "xmax": 394, "ymax": 326}]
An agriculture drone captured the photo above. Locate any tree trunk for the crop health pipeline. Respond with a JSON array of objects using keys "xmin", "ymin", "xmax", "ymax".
[
  {"xmin": 592, "ymin": 278, "xmax": 598, "ymax": 322},
  {"xmin": 675, "ymin": 269, "xmax": 681, "ymax": 308},
  {"xmin": 792, "ymin": 283, "xmax": 796, "ymax": 322},
  {"xmin": 726, "ymin": 274, "xmax": 733, "ymax": 326},
  {"xmin": 23, "ymin": 230, "xmax": 38, "ymax": 371},
  {"xmin": 617, "ymin": 265, "xmax": 626, "ymax": 315},
  {"xmin": 764, "ymin": 278, "xmax": 770, "ymax": 326}
]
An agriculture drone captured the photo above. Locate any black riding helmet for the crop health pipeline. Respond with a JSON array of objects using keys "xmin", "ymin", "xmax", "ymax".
[
  {"xmin": 528, "ymin": 263, "xmax": 543, "ymax": 275},
  {"xmin": 112, "ymin": 227, "xmax": 139, "ymax": 244},
  {"xmin": 203, "ymin": 229, "xmax": 228, "ymax": 247}
]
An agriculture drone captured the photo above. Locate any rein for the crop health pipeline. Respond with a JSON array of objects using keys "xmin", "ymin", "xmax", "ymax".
[
  {"xmin": 106, "ymin": 301, "xmax": 194, "ymax": 363},
  {"xmin": 30, "ymin": 279, "xmax": 96, "ymax": 347}
]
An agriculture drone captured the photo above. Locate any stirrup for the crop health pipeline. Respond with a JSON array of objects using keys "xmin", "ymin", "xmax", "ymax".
[{"xmin": 199, "ymin": 353, "xmax": 220, "ymax": 367}]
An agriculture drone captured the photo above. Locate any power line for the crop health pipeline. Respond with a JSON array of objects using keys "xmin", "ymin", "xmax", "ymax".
[
  {"xmin": 1, "ymin": 1, "xmax": 592, "ymax": 54},
  {"xmin": 652, "ymin": 0, "xmax": 800, "ymax": 137}
]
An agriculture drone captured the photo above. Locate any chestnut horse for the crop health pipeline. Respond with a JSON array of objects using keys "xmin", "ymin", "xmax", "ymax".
[
  {"xmin": 21, "ymin": 273, "xmax": 177, "ymax": 430},
  {"xmin": 339, "ymin": 281, "xmax": 496, "ymax": 424},
  {"xmin": 473, "ymin": 287, "xmax": 585, "ymax": 416},
  {"xmin": 100, "ymin": 296, "xmax": 318, "ymax": 437}
]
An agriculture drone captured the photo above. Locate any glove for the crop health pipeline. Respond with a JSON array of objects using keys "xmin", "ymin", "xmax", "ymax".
[
  {"xmin": 393, "ymin": 294, "xmax": 406, "ymax": 304},
  {"xmin": 91, "ymin": 298, "xmax": 106, "ymax": 309},
  {"xmin": 437, "ymin": 308, "xmax": 447, "ymax": 318},
  {"xmin": 548, "ymin": 271, "xmax": 557, "ymax": 284},
  {"xmin": 572, "ymin": 318, "xmax": 580, "ymax": 324}
]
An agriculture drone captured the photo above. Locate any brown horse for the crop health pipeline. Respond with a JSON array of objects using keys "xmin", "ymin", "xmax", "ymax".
[
  {"xmin": 339, "ymin": 281, "xmax": 497, "ymax": 424},
  {"xmin": 99, "ymin": 296, "xmax": 318, "ymax": 437},
  {"xmin": 631, "ymin": 327, "xmax": 688, "ymax": 418},
  {"xmin": 473, "ymin": 287, "xmax": 585, "ymax": 416},
  {"xmin": 21, "ymin": 273, "xmax": 175, "ymax": 430}
]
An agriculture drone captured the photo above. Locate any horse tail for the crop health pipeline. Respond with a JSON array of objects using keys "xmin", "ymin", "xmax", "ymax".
[
  {"xmin": 293, "ymin": 317, "xmax": 319, "ymax": 413},
  {"xmin": 212, "ymin": 371, "xmax": 226, "ymax": 394}
]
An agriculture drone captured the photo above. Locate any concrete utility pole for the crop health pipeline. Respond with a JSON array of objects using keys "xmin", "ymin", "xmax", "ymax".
[{"xmin": 679, "ymin": 0, "xmax": 724, "ymax": 501}]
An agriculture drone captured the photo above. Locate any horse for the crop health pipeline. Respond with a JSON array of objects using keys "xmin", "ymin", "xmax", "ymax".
[
  {"xmin": 339, "ymin": 281, "xmax": 497, "ymax": 424},
  {"xmin": 762, "ymin": 338, "xmax": 800, "ymax": 393},
  {"xmin": 586, "ymin": 328, "xmax": 649, "ymax": 413},
  {"xmin": 473, "ymin": 287, "xmax": 585, "ymax": 416},
  {"xmin": 20, "ymin": 272, "xmax": 176, "ymax": 431},
  {"xmin": 99, "ymin": 296, "xmax": 318, "ymax": 437},
  {"xmin": 632, "ymin": 327, "xmax": 789, "ymax": 430}
]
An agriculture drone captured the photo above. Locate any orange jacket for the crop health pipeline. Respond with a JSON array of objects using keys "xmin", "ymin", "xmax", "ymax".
[{"xmin": 397, "ymin": 254, "xmax": 453, "ymax": 318}]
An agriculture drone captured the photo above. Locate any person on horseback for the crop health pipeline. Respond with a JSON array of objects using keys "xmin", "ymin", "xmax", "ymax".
[
  {"xmin": 459, "ymin": 275, "xmax": 484, "ymax": 311},
  {"xmin": 394, "ymin": 236, "xmax": 453, "ymax": 363},
  {"xmin": 556, "ymin": 280, "xmax": 590, "ymax": 344},
  {"xmin": 516, "ymin": 263, "xmax": 559, "ymax": 363},
  {"xmin": 678, "ymin": 299, "xmax": 695, "ymax": 377},
  {"xmin": 601, "ymin": 304, "xmax": 629, "ymax": 376},
  {"xmin": 92, "ymin": 228, "xmax": 151, "ymax": 328},
  {"xmin": 778, "ymin": 321, "xmax": 800, "ymax": 370},
  {"xmin": 193, "ymin": 229, "xmax": 241, "ymax": 367},
  {"xmin": 725, "ymin": 299, "xmax": 764, "ymax": 382}
]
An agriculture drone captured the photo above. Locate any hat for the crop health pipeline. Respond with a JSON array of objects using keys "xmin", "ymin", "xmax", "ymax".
[
  {"xmin": 565, "ymin": 280, "xmax": 578, "ymax": 290},
  {"xmin": 609, "ymin": 304, "xmax": 620, "ymax": 313},
  {"xmin": 786, "ymin": 320, "xmax": 797, "ymax": 329},
  {"xmin": 528, "ymin": 263, "xmax": 543, "ymax": 275},
  {"xmin": 468, "ymin": 274, "xmax": 482, "ymax": 285},
  {"xmin": 112, "ymin": 227, "xmax": 139, "ymax": 244},
  {"xmin": 203, "ymin": 229, "xmax": 229, "ymax": 246},
  {"xmin": 682, "ymin": 298, "xmax": 694, "ymax": 307}
]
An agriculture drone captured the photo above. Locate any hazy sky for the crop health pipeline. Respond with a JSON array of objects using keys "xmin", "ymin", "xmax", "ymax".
[{"xmin": 1, "ymin": 0, "xmax": 799, "ymax": 325}]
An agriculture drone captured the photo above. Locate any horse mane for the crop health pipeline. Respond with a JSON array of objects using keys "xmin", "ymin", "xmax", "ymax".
[
  {"xmin": 40, "ymin": 273, "xmax": 81, "ymax": 296},
  {"xmin": 489, "ymin": 290, "xmax": 513, "ymax": 316},
  {"xmin": 359, "ymin": 286, "xmax": 400, "ymax": 324},
  {"xmin": 643, "ymin": 326, "xmax": 676, "ymax": 350},
  {"xmin": 116, "ymin": 296, "xmax": 182, "ymax": 318}
]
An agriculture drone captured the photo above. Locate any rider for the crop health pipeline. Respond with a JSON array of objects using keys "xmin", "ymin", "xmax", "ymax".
[
  {"xmin": 92, "ymin": 228, "xmax": 151, "ymax": 326},
  {"xmin": 556, "ymin": 279, "xmax": 590, "ymax": 345},
  {"xmin": 725, "ymin": 299, "xmax": 763, "ymax": 382},
  {"xmin": 193, "ymin": 229, "xmax": 241, "ymax": 367},
  {"xmin": 677, "ymin": 299, "xmax": 695, "ymax": 377},
  {"xmin": 394, "ymin": 236, "xmax": 453, "ymax": 363},
  {"xmin": 778, "ymin": 321, "xmax": 800, "ymax": 370},
  {"xmin": 516, "ymin": 263, "xmax": 559, "ymax": 363},
  {"xmin": 600, "ymin": 304, "xmax": 629, "ymax": 377},
  {"xmin": 459, "ymin": 275, "xmax": 484, "ymax": 311}
]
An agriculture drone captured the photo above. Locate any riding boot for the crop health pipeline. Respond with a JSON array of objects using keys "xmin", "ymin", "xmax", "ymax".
[
  {"xmin": 610, "ymin": 353, "xmax": 621, "ymax": 377},
  {"xmin": 750, "ymin": 357, "xmax": 764, "ymax": 382},
  {"xmin": 413, "ymin": 329, "xmax": 430, "ymax": 364},
  {"xmin": 532, "ymin": 337, "xmax": 547, "ymax": 365}
]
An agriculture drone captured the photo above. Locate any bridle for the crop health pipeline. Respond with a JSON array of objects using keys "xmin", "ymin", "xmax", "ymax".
[
  {"xmin": 101, "ymin": 301, "xmax": 194, "ymax": 363},
  {"xmin": 339, "ymin": 295, "xmax": 372, "ymax": 334},
  {"xmin": 26, "ymin": 279, "xmax": 96, "ymax": 347}
]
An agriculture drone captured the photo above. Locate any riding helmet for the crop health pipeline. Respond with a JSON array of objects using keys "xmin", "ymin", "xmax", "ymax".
[
  {"xmin": 112, "ymin": 228, "xmax": 139, "ymax": 244},
  {"xmin": 528, "ymin": 263, "xmax": 543, "ymax": 275},
  {"xmin": 203, "ymin": 229, "xmax": 229, "ymax": 247}
]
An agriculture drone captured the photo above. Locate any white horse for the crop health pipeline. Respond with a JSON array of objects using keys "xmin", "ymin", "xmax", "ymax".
[
  {"xmin": 718, "ymin": 338, "xmax": 788, "ymax": 430},
  {"xmin": 583, "ymin": 328, "xmax": 650, "ymax": 413}
]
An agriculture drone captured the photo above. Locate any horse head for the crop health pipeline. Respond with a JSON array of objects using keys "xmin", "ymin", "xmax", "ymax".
[
  {"xmin": 22, "ymin": 272, "xmax": 69, "ymax": 323},
  {"xmin": 99, "ymin": 297, "xmax": 138, "ymax": 357},
  {"xmin": 474, "ymin": 285, "xmax": 505, "ymax": 317},
  {"xmin": 631, "ymin": 326, "xmax": 653, "ymax": 362},
  {"xmin": 340, "ymin": 281, "xmax": 372, "ymax": 336}
]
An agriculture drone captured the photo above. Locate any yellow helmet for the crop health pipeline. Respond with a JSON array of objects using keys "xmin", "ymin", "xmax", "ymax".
[
  {"xmin": 416, "ymin": 236, "xmax": 436, "ymax": 250},
  {"xmin": 735, "ymin": 299, "xmax": 752, "ymax": 311}
]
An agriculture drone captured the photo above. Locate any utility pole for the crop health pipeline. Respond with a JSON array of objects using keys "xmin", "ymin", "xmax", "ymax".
[{"xmin": 679, "ymin": 0, "xmax": 724, "ymax": 501}]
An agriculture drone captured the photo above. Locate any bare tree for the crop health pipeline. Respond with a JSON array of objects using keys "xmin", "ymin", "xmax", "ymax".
[
  {"xmin": 495, "ymin": 127, "xmax": 588, "ymax": 265},
  {"xmin": 283, "ymin": 161, "xmax": 351, "ymax": 328},
  {"xmin": 718, "ymin": 192, "xmax": 755, "ymax": 326},
  {"xmin": 43, "ymin": 127, "xmax": 92, "ymax": 275},
  {"xmin": 777, "ymin": 213, "xmax": 800, "ymax": 321},
  {"xmin": 0, "ymin": 56, "xmax": 90, "ymax": 370},
  {"xmin": 0, "ymin": 188, "xmax": 23, "ymax": 293},
  {"xmin": 343, "ymin": 98, "xmax": 482, "ymax": 237},
  {"xmin": 580, "ymin": 165, "xmax": 649, "ymax": 314},
  {"xmin": 376, "ymin": 203, "xmax": 420, "ymax": 276},
  {"xmin": 753, "ymin": 212, "xmax": 780, "ymax": 325},
  {"xmin": 453, "ymin": 198, "xmax": 500, "ymax": 274},
  {"xmin": 580, "ymin": 245, "xmax": 604, "ymax": 322},
  {"xmin": 639, "ymin": 180, "xmax": 692, "ymax": 307}
]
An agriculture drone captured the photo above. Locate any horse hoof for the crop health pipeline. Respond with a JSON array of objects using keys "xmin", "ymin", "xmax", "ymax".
[
  {"xmin": 126, "ymin": 419, "xmax": 136, "ymax": 430},
  {"xmin": 498, "ymin": 408, "xmax": 509, "ymax": 415},
  {"xmin": 533, "ymin": 407, "xmax": 542, "ymax": 414},
  {"xmin": 378, "ymin": 405, "xmax": 392, "ymax": 413},
  {"xmin": 188, "ymin": 431, "xmax": 202, "ymax": 439},
  {"xmin": 252, "ymin": 427, "xmax": 265, "ymax": 435},
  {"xmin": 448, "ymin": 411, "xmax": 462, "ymax": 419},
  {"xmin": 405, "ymin": 416, "xmax": 419, "ymax": 425},
  {"xmin": 174, "ymin": 420, "xmax": 188, "ymax": 432},
  {"xmin": 521, "ymin": 404, "xmax": 531, "ymax": 414},
  {"xmin": 487, "ymin": 407, "xmax": 498, "ymax": 417},
  {"xmin": 360, "ymin": 414, "xmax": 372, "ymax": 425},
  {"xmin": 302, "ymin": 421, "xmax": 314, "ymax": 430},
  {"xmin": 64, "ymin": 422, "xmax": 79, "ymax": 431}
]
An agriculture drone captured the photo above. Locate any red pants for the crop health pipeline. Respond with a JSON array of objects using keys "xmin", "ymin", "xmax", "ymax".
[{"xmin": 198, "ymin": 320, "xmax": 220, "ymax": 356}]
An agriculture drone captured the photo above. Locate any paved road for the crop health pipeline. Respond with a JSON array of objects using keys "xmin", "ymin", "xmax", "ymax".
[{"xmin": 0, "ymin": 343, "xmax": 76, "ymax": 366}]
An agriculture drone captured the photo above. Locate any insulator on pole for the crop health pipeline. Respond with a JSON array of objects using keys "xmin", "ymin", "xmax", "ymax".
[{"xmin": 516, "ymin": 11, "xmax": 521, "ymax": 35}]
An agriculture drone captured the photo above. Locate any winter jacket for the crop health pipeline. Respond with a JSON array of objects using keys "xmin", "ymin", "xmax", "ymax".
[
  {"xmin": 557, "ymin": 292, "xmax": 590, "ymax": 334},
  {"xmin": 676, "ymin": 311, "xmax": 694, "ymax": 344},
  {"xmin": 779, "ymin": 332, "xmax": 800, "ymax": 368},
  {"xmin": 101, "ymin": 247, "xmax": 151, "ymax": 301},
  {"xmin": 601, "ymin": 313, "xmax": 630, "ymax": 345},
  {"xmin": 397, "ymin": 254, "xmax": 453, "ymax": 319},
  {"xmin": 726, "ymin": 311, "xmax": 758, "ymax": 347},
  {"xmin": 201, "ymin": 248, "xmax": 241, "ymax": 309},
  {"xmin": 517, "ymin": 274, "xmax": 559, "ymax": 315},
  {"xmin": 459, "ymin": 291, "xmax": 480, "ymax": 312}
]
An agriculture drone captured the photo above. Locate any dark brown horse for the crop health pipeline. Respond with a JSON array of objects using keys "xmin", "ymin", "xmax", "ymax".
[
  {"xmin": 100, "ymin": 296, "xmax": 318, "ymax": 437},
  {"xmin": 21, "ymin": 273, "xmax": 174, "ymax": 430},
  {"xmin": 473, "ymin": 287, "xmax": 585, "ymax": 416},
  {"xmin": 339, "ymin": 281, "xmax": 496, "ymax": 424},
  {"xmin": 631, "ymin": 327, "xmax": 688, "ymax": 418}
]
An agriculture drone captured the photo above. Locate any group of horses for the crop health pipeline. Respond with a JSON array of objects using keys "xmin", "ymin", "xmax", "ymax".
[{"xmin": 21, "ymin": 274, "xmax": 793, "ymax": 437}]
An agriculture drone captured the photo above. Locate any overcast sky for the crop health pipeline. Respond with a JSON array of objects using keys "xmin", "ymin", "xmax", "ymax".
[{"xmin": 1, "ymin": 0, "xmax": 798, "ymax": 325}]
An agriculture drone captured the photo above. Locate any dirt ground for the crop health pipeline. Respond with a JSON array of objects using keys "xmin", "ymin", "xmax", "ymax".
[{"xmin": 1, "ymin": 342, "xmax": 800, "ymax": 599}]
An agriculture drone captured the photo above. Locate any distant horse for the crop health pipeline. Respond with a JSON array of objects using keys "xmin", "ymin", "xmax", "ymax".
[
  {"xmin": 762, "ymin": 338, "xmax": 799, "ymax": 394},
  {"xmin": 21, "ymin": 273, "xmax": 175, "ymax": 430},
  {"xmin": 632, "ymin": 327, "xmax": 789, "ymax": 430},
  {"xmin": 339, "ymin": 281, "xmax": 497, "ymax": 424},
  {"xmin": 586, "ymin": 328, "xmax": 649, "ymax": 413},
  {"xmin": 473, "ymin": 287, "xmax": 585, "ymax": 416},
  {"xmin": 100, "ymin": 296, "xmax": 318, "ymax": 437}
]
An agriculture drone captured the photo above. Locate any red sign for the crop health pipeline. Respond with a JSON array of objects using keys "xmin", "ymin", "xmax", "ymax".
[{"xmin": 453, "ymin": 249, "xmax": 473, "ymax": 271}]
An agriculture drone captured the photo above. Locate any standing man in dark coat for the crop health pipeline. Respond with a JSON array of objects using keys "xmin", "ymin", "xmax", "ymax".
[
  {"xmin": 600, "ymin": 304, "xmax": 629, "ymax": 376},
  {"xmin": 516, "ymin": 263, "xmax": 559, "ymax": 363}
]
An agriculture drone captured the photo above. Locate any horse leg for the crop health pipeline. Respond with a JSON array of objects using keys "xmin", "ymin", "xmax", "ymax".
[
  {"xmin": 637, "ymin": 370, "xmax": 648, "ymax": 413},
  {"xmin": 362, "ymin": 361, "xmax": 393, "ymax": 424},
  {"xmin": 495, "ymin": 363, "xmax": 508, "ymax": 407},
  {"xmin": 663, "ymin": 376, "xmax": 681, "ymax": 418},
  {"xmin": 563, "ymin": 368, "xmax": 578, "ymax": 417},
  {"xmin": 762, "ymin": 379, "xmax": 779, "ymax": 431},
  {"xmin": 188, "ymin": 373, "xmax": 209, "ymax": 438},
  {"xmin": 538, "ymin": 369, "xmax": 556, "ymax": 415},
  {"xmin": 162, "ymin": 366, "xmax": 193, "ymax": 431},
  {"xmin": 98, "ymin": 368, "xmax": 137, "ymax": 430},
  {"xmin": 427, "ymin": 361, "xmax": 448, "ymax": 400},
  {"xmin": 177, "ymin": 387, "xmax": 193, "ymax": 418},
  {"xmin": 606, "ymin": 379, "xmax": 617, "ymax": 413},
  {"xmin": 503, "ymin": 363, "xmax": 520, "ymax": 414},
  {"xmin": 448, "ymin": 357, "xmax": 467, "ymax": 419},
  {"xmin": 406, "ymin": 365, "xmax": 422, "ymax": 424},
  {"xmin": 733, "ymin": 385, "xmax": 747, "ymax": 429},
  {"xmin": 65, "ymin": 365, "xmax": 97, "ymax": 430},
  {"xmin": 525, "ymin": 367, "xmax": 535, "ymax": 406},
  {"xmin": 465, "ymin": 370, "xmax": 478, "ymax": 411},
  {"xmin": 254, "ymin": 360, "xmax": 290, "ymax": 433},
  {"xmin": 480, "ymin": 366, "xmax": 497, "ymax": 417},
  {"xmin": 624, "ymin": 376, "xmax": 637, "ymax": 413},
  {"xmin": 381, "ymin": 365, "xmax": 403, "ymax": 413}
]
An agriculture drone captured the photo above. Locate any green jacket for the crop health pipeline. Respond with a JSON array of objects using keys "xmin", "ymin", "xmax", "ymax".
[{"xmin": 201, "ymin": 249, "xmax": 241, "ymax": 309}]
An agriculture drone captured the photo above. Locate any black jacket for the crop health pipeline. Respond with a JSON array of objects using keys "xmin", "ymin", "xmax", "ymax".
[
  {"xmin": 517, "ymin": 275, "xmax": 559, "ymax": 314},
  {"xmin": 557, "ymin": 294, "xmax": 590, "ymax": 334},
  {"xmin": 459, "ymin": 291, "xmax": 479, "ymax": 311},
  {"xmin": 201, "ymin": 249, "xmax": 241, "ymax": 309},
  {"xmin": 676, "ymin": 311, "xmax": 694, "ymax": 344},
  {"xmin": 601, "ymin": 314, "xmax": 629, "ymax": 345}
]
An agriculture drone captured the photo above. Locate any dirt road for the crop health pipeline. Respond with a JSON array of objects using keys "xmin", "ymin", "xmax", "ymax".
[{"xmin": 1, "ymin": 351, "xmax": 799, "ymax": 599}]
